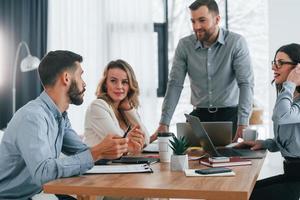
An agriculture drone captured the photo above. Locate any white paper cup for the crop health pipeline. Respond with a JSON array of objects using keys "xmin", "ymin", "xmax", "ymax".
[
  {"xmin": 158, "ymin": 132, "xmax": 173, "ymax": 163},
  {"xmin": 242, "ymin": 128, "xmax": 258, "ymax": 141}
]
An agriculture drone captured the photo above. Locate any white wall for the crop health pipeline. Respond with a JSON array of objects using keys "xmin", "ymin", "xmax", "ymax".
[
  {"xmin": 268, "ymin": 0, "xmax": 300, "ymax": 137},
  {"xmin": 48, "ymin": 0, "xmax": 156, "ymax": 135}
]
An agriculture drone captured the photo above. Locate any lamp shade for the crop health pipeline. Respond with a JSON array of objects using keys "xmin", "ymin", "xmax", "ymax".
[
  {"xmin": 12, "ymin": 41, "xmax": 40, "ymax": 114},
  {"xmin": 20, "ymin": 55, "xmax": 40, "ymax": 72}
]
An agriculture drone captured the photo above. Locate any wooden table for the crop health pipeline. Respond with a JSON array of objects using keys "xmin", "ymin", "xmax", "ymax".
[{"xmin": 43, "ymin": 158, "xmax": 264, "ymax": 200}]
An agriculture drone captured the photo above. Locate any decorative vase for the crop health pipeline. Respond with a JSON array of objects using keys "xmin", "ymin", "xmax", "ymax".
[{"xmin": 170, "ymin": 154, "xmax": 188, "ymax": 171}]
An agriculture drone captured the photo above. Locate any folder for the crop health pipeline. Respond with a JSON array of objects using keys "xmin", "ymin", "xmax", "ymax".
[{"xmin": 85, "ymin": 164, "xmax": 153, "ymax": 174}]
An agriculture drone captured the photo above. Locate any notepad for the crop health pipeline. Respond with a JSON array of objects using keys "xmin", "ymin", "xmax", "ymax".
[{"xmin": 85, "ymin": 164, "xmax": 153, "ymax": 174}]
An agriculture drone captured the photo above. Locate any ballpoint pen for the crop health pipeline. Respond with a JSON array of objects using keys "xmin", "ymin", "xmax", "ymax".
[{"xmin": 123, "ymin": 125, "xmax": 132, "ymax": 138}]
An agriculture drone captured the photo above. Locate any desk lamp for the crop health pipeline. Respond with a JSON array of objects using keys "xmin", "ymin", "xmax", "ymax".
[{"xmin": 12, "ymin": 41, "xmax": 40, "ymax": 114}]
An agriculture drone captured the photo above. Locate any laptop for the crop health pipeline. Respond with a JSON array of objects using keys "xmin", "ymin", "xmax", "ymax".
[
  {"xmin": 177, "ymin": 122, "xmax": 232, "ymax": 147},
  {"xmin": 185, "ymin": 114, "xmax": 266, "ymax": 159}
]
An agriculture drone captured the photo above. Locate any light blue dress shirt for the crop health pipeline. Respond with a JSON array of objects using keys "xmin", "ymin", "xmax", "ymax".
[
  {"xmin": 0, "ymin": 91, "xmax": 94, "ymax": 199},
  {"xmin": 160, "ymin": 28, "xmax": 254, "ymax": 126},
  {"xmin": 263, "ymin": 81, "xmax": 300, "ymax": 158}
]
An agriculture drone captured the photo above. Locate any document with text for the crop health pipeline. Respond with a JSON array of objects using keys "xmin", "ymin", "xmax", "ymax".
[{"xmin": 85, "ymin": 164, "xmax": 153, "ymax": 174}]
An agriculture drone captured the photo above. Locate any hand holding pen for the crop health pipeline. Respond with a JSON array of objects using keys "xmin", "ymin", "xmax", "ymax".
[{"xmin": 91, "ymin": 134, "xmax": 128, "ymax": 161}]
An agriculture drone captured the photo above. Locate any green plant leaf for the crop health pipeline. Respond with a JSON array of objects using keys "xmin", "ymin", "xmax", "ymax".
[{"xmin": 169, "ymin": 135, "xmax": 191, "ymax": 155}]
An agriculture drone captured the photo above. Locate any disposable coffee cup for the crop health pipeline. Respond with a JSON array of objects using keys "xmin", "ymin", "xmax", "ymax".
[
  {"xmin": 242, "ymin": 128, "xmax": 258, "ymax": 141},
  {"xmin": 157, "ymin": 132, "xmax": 174, "ymax": 163}
]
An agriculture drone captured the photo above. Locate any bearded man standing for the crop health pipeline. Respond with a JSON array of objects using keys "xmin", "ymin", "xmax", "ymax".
[{"xmin": 155, "ymin": 0, "xmax": 254, "ymax": 142}]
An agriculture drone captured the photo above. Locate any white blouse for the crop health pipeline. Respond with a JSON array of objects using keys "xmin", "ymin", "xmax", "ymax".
[{"xmin": 84, "ymin": 99, "xmax": 150, "ymax": 147}]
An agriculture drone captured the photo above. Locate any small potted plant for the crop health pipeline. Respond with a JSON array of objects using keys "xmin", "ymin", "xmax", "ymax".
[{"xmin": 169, "ymin": 135, "xmax": 190, "ymax": 171}]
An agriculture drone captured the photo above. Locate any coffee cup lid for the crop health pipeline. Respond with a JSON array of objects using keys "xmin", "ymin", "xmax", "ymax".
[{"xmin": 157, "ymin": 132, "xmax": 174, "ymax": 137}]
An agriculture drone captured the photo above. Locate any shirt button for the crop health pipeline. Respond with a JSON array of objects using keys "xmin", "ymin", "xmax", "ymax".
[
  {"xmin": 208, "ymin": 48, "xmax": 211, "ymax": 51},
  {"xmin": 208, "ymin": 63, "xmax": 210, "ymax": 66},
  {"xmin": 209, "ymin": 91, "xmax": 212, "ymax": 94},
  {"xmin": 208, "ymin": 77, "xmax": 211, "ymax": 80}
]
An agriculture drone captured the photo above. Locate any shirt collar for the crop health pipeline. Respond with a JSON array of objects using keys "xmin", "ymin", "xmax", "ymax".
[
  {"xmin": 39, "ymin": 91, "xmax": 67, "ymax": 120},
  {"xmin": 194, "ymin": 27, "xmax": 225, "ymax": 50}
]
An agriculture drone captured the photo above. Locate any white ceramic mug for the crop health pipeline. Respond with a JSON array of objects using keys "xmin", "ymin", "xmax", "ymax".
[
  {"xmin": 157, "ymin": 132, "xmax": 174, "ymax": 162},
  {"xmin": 242, "ymin": 128, "xmax": 258, "ymax": 141}
]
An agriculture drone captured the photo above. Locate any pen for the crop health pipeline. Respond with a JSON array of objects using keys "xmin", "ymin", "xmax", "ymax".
[
  {"xmin": 123, "ymin": 125, "xmax": 139, "ymax": 138},
  {"xmin": 123, "ymin": 125, "xmax": 131, "ymax": 138}
]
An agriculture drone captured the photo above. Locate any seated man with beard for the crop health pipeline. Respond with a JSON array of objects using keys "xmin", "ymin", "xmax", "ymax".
[{"xmin": 0, "ymin": 50, "xmax": 129, "ymax": 200}]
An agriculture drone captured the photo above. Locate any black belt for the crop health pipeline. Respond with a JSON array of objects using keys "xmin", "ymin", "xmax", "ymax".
[{"xmin": 195, "ymin": 106, "xmax": 237, "ymax": 113}]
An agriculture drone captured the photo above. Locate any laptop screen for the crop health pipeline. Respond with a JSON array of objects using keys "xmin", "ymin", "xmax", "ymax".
[
  {"xmin": 177, "ymin": 122, "xmax": 232, "ymax": 146},
  {"xmin": 185, "ymin": 114, "xmax": 220, "ymax": 157}
]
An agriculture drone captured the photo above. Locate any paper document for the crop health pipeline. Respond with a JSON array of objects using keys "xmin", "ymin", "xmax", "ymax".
[
  {"xmin": 143, "ymin": 142, "xmax": 159, "ymax": 153},
  {"xmin": 185, "ymin": 169, "xmax": 235, "ymax": 177},
  {"xmin": 85, "ymin": 164, "xmax": 153, "ymax": 174}
]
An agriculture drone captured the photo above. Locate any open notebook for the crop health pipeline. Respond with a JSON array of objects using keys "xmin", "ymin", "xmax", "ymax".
[{"xmin": 85, "ymin": 164, "xmax": 153, "ymax": 174}]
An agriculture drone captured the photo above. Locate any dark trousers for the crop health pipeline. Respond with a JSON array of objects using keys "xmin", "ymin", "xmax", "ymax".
[
  {"xmin": 250, "ymin": 174, "xmax": 300, "ymax": 200},
  {"xmin": 189, "ymin": 107, "xmax": 238, "ymax": 139}
]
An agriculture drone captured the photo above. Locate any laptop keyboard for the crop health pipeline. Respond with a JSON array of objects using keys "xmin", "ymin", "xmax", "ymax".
[
  {"xmin": 217, "ymin": 148, "xmax": 266, "ymax": 158},
  {"xmin": 218, "ymin": 148, "xmax": 243, "ymax": 157}
]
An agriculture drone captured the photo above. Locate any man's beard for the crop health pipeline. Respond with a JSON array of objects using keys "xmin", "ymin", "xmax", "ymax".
[
  {"xmin": 67, "ymin": 80, "xmax": 85, "ymax": 105},
  {"xmin": 196, "ymin": 25, "xmax": 217, "ymax": 42}
]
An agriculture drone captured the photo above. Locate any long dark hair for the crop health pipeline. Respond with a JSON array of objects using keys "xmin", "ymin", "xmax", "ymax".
[{"xmin": 273, "ymin": 43, "xmax": 300, "ymax": 95}]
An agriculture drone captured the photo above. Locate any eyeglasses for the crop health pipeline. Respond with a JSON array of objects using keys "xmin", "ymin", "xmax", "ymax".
[{"xmin": 272, "ymin": 60, "xmax": 297, "ymax": 69}]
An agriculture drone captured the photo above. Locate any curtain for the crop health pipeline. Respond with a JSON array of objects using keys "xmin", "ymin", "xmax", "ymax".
[
  {"xmin": 48, "ymin": 0, "xmax": 156, "ymax": 134},
  {"xmin": 0, "ymin": 0, "xmax": 48, "ymax": 129}
]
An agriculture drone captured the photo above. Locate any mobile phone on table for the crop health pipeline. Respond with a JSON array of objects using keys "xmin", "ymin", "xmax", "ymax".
[{"xmin": 195, "ymin": 167, "xmax": 232, "ymax": 174}]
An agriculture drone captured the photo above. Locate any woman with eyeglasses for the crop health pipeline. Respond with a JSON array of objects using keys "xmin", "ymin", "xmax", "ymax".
[
  {"xmin": 83, "ymin": 59, "xmax": 150, "ymax": 155},
  {"xmin": 236, "ymin": 43, "xmax": 300, "ymax": 200}
]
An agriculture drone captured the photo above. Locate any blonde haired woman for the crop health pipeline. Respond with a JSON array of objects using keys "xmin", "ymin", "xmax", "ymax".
[{"xmin": 84, "ymin": 59, "xmax": 149, "ymax": 154}]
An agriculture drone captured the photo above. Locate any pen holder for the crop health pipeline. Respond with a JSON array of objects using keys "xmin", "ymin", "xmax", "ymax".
[{"xmin": 170, "ymin": 154, "xmax": 188, "ymax": 171}]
